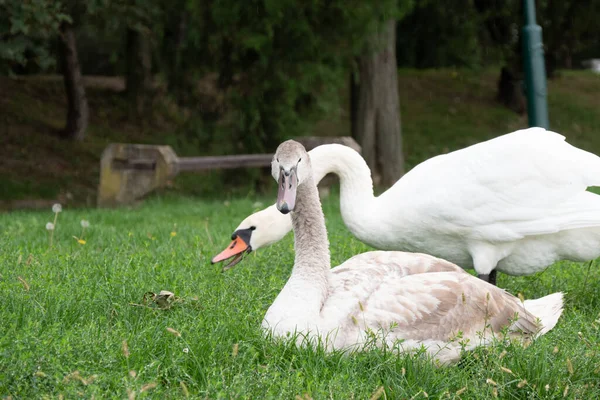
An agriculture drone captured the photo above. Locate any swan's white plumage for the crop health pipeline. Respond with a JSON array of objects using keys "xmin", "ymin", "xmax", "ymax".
[
  {"xmin": 232, "ymin": 127, "xmax": 600, "ymax": 277},
  {"xmin": 392, "ymin": 128, "xmax": 600, "ymax": 240},
  {"xmin": 263, "ymin": 140, "xmax": 564, "ymax": 365}
]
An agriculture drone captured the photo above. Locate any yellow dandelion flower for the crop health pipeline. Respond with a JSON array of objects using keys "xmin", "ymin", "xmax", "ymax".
[
  {"xmin": 170, "ymin": 231, "xmax": 177, "ymax": 237},
  {"xmin": 73, "ymin": 236, "xmax": 86, "ymax": 245}
]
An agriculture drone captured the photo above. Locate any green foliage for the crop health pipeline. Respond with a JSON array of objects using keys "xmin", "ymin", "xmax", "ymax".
[
  {"xmin": 0, "ymin": 0, "xmax": 70, "ymax": 73},
  {"xmin": 397, "ymin": 0, "xmax": 485, "ymax": 68},
  {"xmin": 396, "ymin": 0, "xmax": 600, "ymax": 71},
  {"xmin": 103, "ymin": 0, "xmax": 161, "ymax": 33},
  {"xmin": 1, "ymin": 196, "xmax": 599, "ymax": 398},
  {"xmin": 537, "ymin": 0, "xmax": 600, "ymax": 71},
  {"xmin": 169, "ymin": 0, "xmax": 411, "ymax": 153},
  {"xmin": 3, "ymin": 0, "xmax": 599, "ymax": 156},
  {"xmin": 0, "ymin": 0, "xmax": 161, "ymax": 75}
]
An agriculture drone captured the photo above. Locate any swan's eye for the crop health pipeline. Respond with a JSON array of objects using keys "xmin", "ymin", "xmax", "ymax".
[{"xmin": 250, "ymin": 226, "xmax": 256, "ymax": 231}]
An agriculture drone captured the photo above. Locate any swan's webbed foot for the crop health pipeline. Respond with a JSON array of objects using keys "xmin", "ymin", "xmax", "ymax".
[{"xmin": 477, "ymin": 270, "xmax": 497, "ymax": 286}]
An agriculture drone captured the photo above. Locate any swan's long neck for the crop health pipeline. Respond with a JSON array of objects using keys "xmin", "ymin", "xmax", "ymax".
[{"xmin": 310, "ymin": 145, "xmax": 377, "ymax": 236}]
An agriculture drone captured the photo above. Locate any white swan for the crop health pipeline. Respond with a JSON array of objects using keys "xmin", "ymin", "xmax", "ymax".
[
  {"xmin": 212, "ymin": 127, "xmax": 600, "ymax": 285},
  {"xmin": 260, "ymin": 140, "xmax": 563, "ymax": 364}
]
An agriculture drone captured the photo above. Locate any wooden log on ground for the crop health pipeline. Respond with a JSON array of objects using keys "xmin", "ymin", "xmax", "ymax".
[{"xmin": 177, "ymin": 154, "xmax": 273, "ymax": 171}]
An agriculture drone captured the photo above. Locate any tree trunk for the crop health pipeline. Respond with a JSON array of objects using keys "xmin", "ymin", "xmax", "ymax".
[
  {"xmin": 353, "ymin": 20, "xmax": 404, "ymax": 187},
  {"xmin": 349, "ymin": 62, "xmax": 359, "ymax": 140},
  {"xmin": 126, "ymin": 28, "xmax": 153, "ymax": 115},
  {"xmin": 497, "ymin": 66, "xmax": 526, "ymax": 114},
  {"xmin": 59, "ymin": 23, "xmax": 88, "ymax": 141}
]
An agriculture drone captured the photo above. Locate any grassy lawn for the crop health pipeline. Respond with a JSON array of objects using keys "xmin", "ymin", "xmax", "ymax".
[{"xmin": 2, "ymin": 194, "xmax": 600, "ymax": 398}]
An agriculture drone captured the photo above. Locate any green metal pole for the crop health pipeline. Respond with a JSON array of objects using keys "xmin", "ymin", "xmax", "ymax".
[{"xmin": 522, "ymin": 0, "xmax": 549, "ymax": 128}]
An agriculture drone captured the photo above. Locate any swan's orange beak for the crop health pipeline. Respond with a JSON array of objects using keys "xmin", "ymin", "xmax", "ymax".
[
  {"xmin": 211, "ymin": 230, "xmax": 252, "ymax": 271},
  {"xmin": 277, "ymin": 168, "xmax": 297, "ymax": 214}
]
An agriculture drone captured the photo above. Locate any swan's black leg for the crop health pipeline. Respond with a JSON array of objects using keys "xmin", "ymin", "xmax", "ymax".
[
  {"xmin": 488, "ymin": 270, "xmax": 497, "ymax": 286},
  {"xmin": 477, "ymin": 270, "xmax": 497, "ymax": 286}
]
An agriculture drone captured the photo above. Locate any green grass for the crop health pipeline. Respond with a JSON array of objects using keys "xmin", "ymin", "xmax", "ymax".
[{"xmin": 1, "ymin": 194, "xmax": 600, "ymax": 398}]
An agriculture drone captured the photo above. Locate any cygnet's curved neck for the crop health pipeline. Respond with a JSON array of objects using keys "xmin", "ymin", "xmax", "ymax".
[
  {"xmin": 291, "ymin": 173, "xmax": 331, "ymax": 274},
  {"xmin": 286, "ymin": 171, "xmax": 331, "ymax": 312}
]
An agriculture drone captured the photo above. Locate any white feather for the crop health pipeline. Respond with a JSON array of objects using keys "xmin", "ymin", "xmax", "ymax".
[{"xmin": 232, "ymin": 128, "xmax": 600, "ymax": 277}]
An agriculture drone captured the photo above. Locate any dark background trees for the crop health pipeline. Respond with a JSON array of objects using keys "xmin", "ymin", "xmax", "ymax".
[{"xmin": 2, "ymin": 0, "xmax": 600, "ymax": 194}]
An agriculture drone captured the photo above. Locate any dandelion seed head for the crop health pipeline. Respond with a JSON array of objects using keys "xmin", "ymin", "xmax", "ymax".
[
  {"xmin": 183, "ymin": 347, "xmax": 189, "ymax": 353},
  {"xmin": 46, "ymin": 222, "xmax": 55, "ymax": 231},
  {"xmin": 80, "ymin": 220, "xmax": 90, "ymax": 228},
  {"xmin": 52, "ymin": 204, "xmax": 62, "ymax": 213}
]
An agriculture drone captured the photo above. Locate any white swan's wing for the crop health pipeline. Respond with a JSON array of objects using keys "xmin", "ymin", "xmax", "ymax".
[
  {"xmin": 391, "ymin": 128, "xmax": 600, "ymax": 242},
  {"xmin": 326, "ymin": 253, "xmax": 540, "ymax": 342}
]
